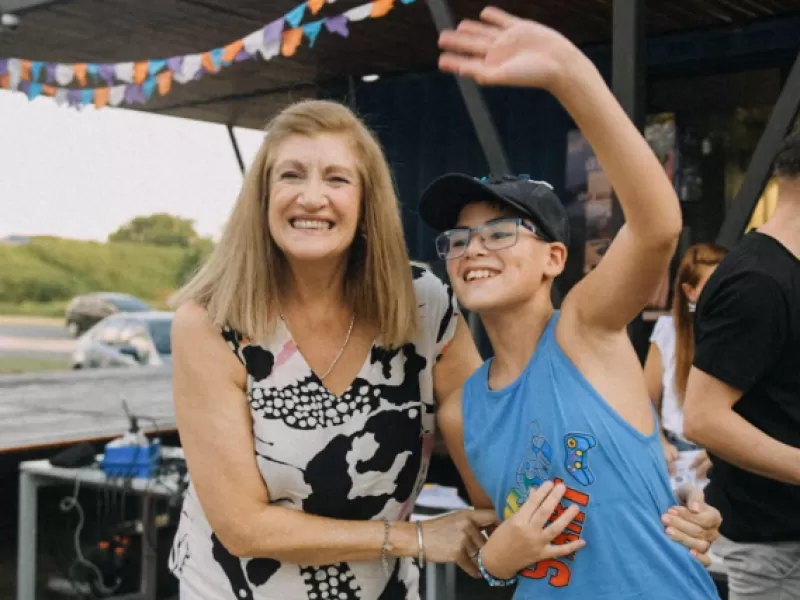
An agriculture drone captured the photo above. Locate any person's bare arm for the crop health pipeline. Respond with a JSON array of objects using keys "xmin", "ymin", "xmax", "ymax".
[
  {"xmin": 683, "ymin": 367, "xmax": 800, "ymax": 485},
  {"xmin": 173, "ymin": 302, "xmax": 495, "ymax": 564},
  {"xmin": 643, "ymin": 342, "xmax": 664, "ymax": 417},
  {"xmin": 438, "ymin": 388, "xmax": 495, "ymax": 509},
  {"xmin": 432, "ymin": 317, "xmax": 493, "ymax": 509},
  {"xmin": 556, "ymin": 63, "xmax": 681, "ymax": 333}
]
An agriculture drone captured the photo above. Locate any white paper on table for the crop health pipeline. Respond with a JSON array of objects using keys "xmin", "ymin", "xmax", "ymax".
[{"xmin": 414, "ymin": 484, "xmax": 470, "ymax": 511}]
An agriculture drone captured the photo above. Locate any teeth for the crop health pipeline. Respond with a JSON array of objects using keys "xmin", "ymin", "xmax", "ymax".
[
  {"xmin": 465, "ymin": 269, "xmax": 497, "ymax": 281},
  {"xmin": 292, "ymin": 219, "xmax": 332, "ymax": 230}
]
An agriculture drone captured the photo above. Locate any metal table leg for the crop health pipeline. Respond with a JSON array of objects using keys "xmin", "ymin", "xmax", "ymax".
[
  {"xmin": 425, "ymin": 563, "xmax": 456, "ymax": 600},
  {"xmin": 17, "ymin": 472, "xmax": 38, "ymax": 600},
  {"xmin": 140, "ymin": 492, "xmax": 158, "ymax": 600}
]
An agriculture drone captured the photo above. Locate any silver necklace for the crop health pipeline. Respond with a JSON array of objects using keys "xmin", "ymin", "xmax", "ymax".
[{"xmin": 279, "ymin": 309, "xmax": 356, "ymax": 381}]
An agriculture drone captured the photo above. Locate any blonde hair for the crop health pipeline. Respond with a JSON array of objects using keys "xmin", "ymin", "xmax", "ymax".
[
  {"xmin": 171, "ymin": 100, "xmax": 418, "ymax": 348},
  {"xmin": 672, "ymin": 242, "xmax": 728, "ymax": 402}
]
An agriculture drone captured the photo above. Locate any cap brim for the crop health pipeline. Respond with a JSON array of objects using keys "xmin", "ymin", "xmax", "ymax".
[{"xmin": 419, "ymin": 173, "xmax": 533, "ymax": 233}]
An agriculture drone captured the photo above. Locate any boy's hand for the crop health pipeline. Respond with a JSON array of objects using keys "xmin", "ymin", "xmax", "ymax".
[{"xmin": 437, "ymin": 6, "xmax": 581, "ymax": 94}]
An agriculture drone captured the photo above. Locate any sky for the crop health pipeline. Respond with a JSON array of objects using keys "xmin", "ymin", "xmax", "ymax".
[{"xmin": 0, "ymin": 89, "xmax": 266, "ymax": 242}]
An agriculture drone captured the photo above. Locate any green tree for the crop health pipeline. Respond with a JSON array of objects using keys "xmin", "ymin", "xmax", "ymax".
[
  {"xmin": 109, "ymin": 213, "xmax": 198, "ymax": 247},
  {"xmin": 175, "ymin": 237, "xmax": 214, "ymax": 285}
]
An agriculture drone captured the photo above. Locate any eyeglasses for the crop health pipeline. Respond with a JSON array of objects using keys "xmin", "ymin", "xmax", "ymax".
[{"xmin": 435, "ymin": 217, "xmax": 544, "ymax": 261}]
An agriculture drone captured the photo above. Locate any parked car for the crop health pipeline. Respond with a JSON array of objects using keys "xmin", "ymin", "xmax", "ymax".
[
  {"xmin": 65, "ymin": 292, "xmax": 150, "ymax": 336},
  {"xmin": 72, "ymin": 311, "xmax": 173, "ymax": 370}
]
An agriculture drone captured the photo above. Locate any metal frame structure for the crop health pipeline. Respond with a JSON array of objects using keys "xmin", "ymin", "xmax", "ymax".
[{"xmin": 716, "ymin": 50, "xmax": 800, "ymax": 247}]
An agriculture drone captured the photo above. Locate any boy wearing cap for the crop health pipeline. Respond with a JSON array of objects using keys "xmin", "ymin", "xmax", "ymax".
[{"xmin": 421, "ymin": 7, "xmax": 720, "ymax": 599}]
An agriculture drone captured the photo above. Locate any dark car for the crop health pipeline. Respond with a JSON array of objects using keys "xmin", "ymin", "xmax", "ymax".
[
  {"xmin": 72, "ymin": 311, "xmax": 173, "ymax": 369},
  {"xmin": 65, "ymin": 292, "xmax": 150, "ymax": 337}
]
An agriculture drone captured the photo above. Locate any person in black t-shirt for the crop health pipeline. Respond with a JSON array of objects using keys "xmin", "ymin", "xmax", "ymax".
[{"xmin": 684, "ymin": 130, "xmax": 800, "ymax": 600}]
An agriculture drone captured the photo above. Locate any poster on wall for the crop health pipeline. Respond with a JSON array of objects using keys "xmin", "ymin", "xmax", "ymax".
[{"xmin": 564, "ymin": 113, "xmax": 676, "ymax": 310}]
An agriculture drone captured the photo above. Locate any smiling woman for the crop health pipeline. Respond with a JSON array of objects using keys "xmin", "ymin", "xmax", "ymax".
[{"xmin": 165, "ymin": 100, "xmax": 497, "ymax": 600}]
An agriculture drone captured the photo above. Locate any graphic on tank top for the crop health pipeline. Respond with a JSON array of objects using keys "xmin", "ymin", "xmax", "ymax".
[{"xmin": 503, "ymin": 422, "xmax": 597, "ymax": 590}]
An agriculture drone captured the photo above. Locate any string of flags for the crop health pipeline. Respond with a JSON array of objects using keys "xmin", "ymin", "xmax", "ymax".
[{"xmin": 0, "ymin": 0, "xmax": 415, "ymax": 109}]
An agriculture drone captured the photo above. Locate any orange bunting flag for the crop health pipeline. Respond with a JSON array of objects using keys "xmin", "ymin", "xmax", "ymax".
[
  {"xmin": 307, "ymin": 0, "xmax": 325, "ymax": 14},
  {"xmin": 73, "ymin": 63, "xmax": 87, "ymax": 86},
  {"xmin": 94, "ymin": 87, "xmax": 110, "ymax": 109},
  {"xmin": 371, "ymin": 0, "xmax": 393, "ymax": 18},
  {"xmin": 157, "ymin": 70, "xmax": 173, "ymax": 95},
  {"xmin": 133, "ymin": 61, "xmax": 149, "ymax": 84},
  {"xmin": 42, "ymin": 84, "xmax": 56, "ymax": 96},
  {"xmin": 222, "ymin": 39, "xmax": 244, "ymax": 63},
  {"xmin": 201, "ymin": 51, "xmax": 217, "ymax": 73},
  {"xmin": 20, "ymin": 59, "xmax": 31, "ymax": 81},
  {"xmin": 0, "ymin": 73, "xmax": 8, "ymax": 89},
  {"xmin": 282, "ymin": 28, "xmax": 304, "ymax": 57}
]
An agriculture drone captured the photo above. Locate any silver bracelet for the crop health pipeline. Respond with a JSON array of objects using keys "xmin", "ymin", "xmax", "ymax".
[
  {"xmin": 380, "ymin": 519, "xmax": 391, "ymax": 576},
  {"xmin": 415, "ymin": 521, "xmax": 425, "ymax": 568}
]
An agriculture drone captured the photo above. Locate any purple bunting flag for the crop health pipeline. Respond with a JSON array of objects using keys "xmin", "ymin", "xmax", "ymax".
[
  {"xmin": 324, "ymin": 15, "xmax": 349, "ymax": 37},
  {"xmin": 67, "ymin": 89, "xmax": 82, "ymax": 108},
  {"xmin": 167, "ymin": 56, "xmax": 184, "ymax": 74},
  {"xmin": 233, "ymin": 47, "xmax": 252, "ymax": 62},
  {"xmin": 264, "ymin": 18, "xmax": 284, "ymax": 44},
  {"xmin": 124, "ymin": 84, "xmax": 146, "ymax": 105},
  {"xmin": 98, "ymin": 64, "xmax": 116, "ymax": 85},
  {"xmin": 45, "ymin": 63, "xmax": 57, "ymax": 83}
]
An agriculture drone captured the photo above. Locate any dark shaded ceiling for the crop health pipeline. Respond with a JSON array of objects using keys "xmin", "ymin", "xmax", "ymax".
[{"xmin": 2, "ymin": 0, "xmax": 799, "ymax": 128}]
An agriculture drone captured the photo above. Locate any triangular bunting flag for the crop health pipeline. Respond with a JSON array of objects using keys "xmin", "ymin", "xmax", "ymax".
[
  {"xmin": 302, "ymin": 20, "xmax": 325, "ymax": 47},
  {"xmin": 307, "ymin": 0, "xmax": 325, "ymax": 14},
  {"xmin": 27, "ymin": 82, "xmax": 42, "ymax": 100},
  {"xmin": 371, "ymin": 0, "xmax": 393, "ymax": 18},
  {"xmin": 211, "ymin": 47, "xmax": 224, "ymax": 70},
  {"xmin": 86, "ymin": 64, "xmax": 99, "ymax": 80},
  {"xmin": 80, "ymin": 88, "xmax": 94, "ymax": 105},
  {"xmin": 148, "ymin": 59, "xmax": 167, "ymax": 75},
  {"xmin": 142, "ymin": 76, "xmax": 157, "ymax": 99},
  {"xmin": 133, "ymin": 61, "xmax": 149, "ymax": 84},
  {"xmin": 73, "ymin": 63, "xmax": 87, "ymax": 86},
  {"xmin": 285, "ymin": 3, "xmax": 306, "ymax": 28},
  {"xmin": 282, "ymin": 28, "xmax": 304, "ymax": 56},
  {"xmin": 42, "ymin": 84, "xmax": 56, "ymax": 96},
  {"xmin": 157, "ymin": 71, "xmax": 173, "ymax": 95},
  {"xmin": 344, "ymin": 2, "xmax": 372, "ymax": 22},
  {"xmin": 30, "ymin": 61, "xmax": 44, "ymax": 81},
  {"xmin": 109, "ymin": 85, "xmax": 126, "ymax": 107},
  {"xmin": 94, "ymin": 87, "xmax": 109, "ymax": 109},
  {"xmin": 325, "ymin": 15, "xmax": 349, "ymax": 37},
  {"xmin": 222, "ymin": 40, "xmax": 244, "ymax": 64},
  {"xmin": 20, "ymin": 60, "xmax": 31, "ymax": 81}
]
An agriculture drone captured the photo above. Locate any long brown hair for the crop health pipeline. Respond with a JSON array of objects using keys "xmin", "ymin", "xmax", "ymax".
[
  {"xmin": 672, "ymin": 243, "xmax": 728, "ymax": 401},
  {"xmin": 171, "ymin": 100, "xmax": 418, "ymax": 348}
]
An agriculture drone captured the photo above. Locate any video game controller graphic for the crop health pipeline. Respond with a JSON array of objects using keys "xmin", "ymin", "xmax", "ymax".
[{"xmin": 564, "ymin": 433, "xmax": 597, "ymax": 486}]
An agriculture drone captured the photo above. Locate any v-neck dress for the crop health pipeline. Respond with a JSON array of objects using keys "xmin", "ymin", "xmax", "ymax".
[{"xmin": 169, "ymin": 265, "xmax": 460, "ymax": 600}]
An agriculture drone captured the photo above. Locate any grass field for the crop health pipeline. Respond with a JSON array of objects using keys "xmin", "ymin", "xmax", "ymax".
[{"xmin": 0, "ymin": 356, "xmax": 72, "ymax": 374}]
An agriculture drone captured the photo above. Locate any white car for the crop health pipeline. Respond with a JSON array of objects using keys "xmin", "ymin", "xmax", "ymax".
[{"xmin": 72, "ymin": 311, "xmax": 173, "ymax": 369}]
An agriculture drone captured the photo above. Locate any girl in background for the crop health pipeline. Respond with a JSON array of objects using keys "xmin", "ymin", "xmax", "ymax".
[{"xmin": 644, "ymin": 243, "xmax": 728, "ymax": 477}]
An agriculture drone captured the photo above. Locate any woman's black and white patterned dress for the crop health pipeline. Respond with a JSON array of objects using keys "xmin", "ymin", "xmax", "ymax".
[{"xmin": 170, "ymin": 266, "xmax": 459, "ymax": 600}]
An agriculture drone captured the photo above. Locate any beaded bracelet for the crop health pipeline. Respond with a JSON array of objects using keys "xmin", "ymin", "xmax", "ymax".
[{"xmin": 477, "ymin": 548, "xmax": 517, "ymax": 587}]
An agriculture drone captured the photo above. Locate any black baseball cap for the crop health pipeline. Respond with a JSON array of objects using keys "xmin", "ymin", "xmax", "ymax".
[{"xmin": 419, "ymin": 173, "xmax": 570, "ymax": 245}]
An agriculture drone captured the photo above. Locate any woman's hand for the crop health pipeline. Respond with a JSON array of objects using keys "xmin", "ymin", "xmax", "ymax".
[
  {"xmin": 661, "ymin": 437, "xmax": 679, "ymax": 476},
  {"xmin": 691, "ymin": 450, "xmax": 713, "ymax": 481},
  {"xmin": 662, "ymin": 486, "xmax": 722, "ymax": 567},
  {"xmin": 437, "ymin": 6, "xmax": 582, "ymax": 94},
  {"xmin": 420, "ymin": 509, "xmax": 499, "ymax": 577},
  {"xmin": 480, "ymin": 481, "xmax": 587, "ymax": 580}
]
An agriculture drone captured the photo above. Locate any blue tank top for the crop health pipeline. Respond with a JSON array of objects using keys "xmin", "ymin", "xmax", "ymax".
[{"xmin": 462, "ymin": 312, "xmax": 718, "ymax": 599}]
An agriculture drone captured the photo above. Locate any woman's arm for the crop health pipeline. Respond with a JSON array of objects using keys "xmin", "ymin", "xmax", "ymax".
[{"xmin": 173, "ymin": 302, "xmax": 495, "ymax": 565}]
